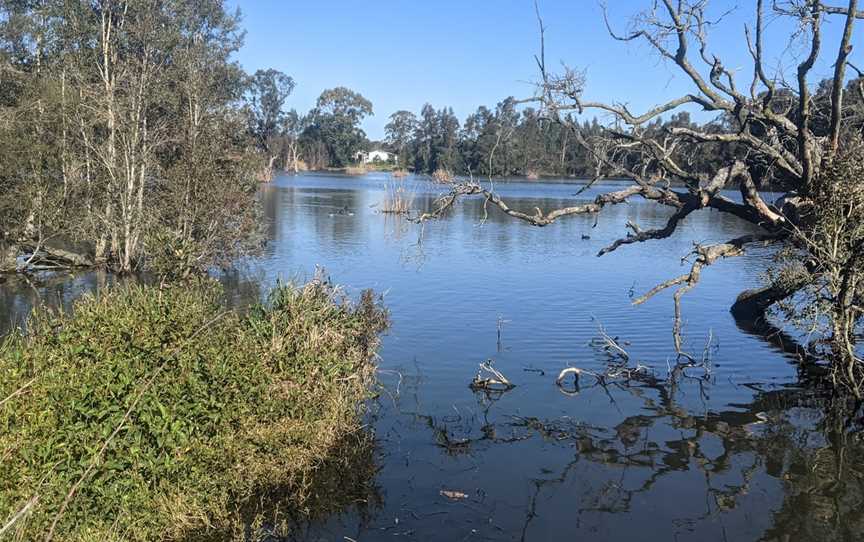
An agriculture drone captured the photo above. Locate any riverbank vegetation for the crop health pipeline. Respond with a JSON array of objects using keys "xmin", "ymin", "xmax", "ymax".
[
  {"xmin": 380, "ymin": 177, "xmax": 416, "ymax": 215},
  {"xmin": 0, "ymin": 0, "xmax": 383, "ymax": 275},
  {"xmin": 0, "ymin": 278, "xmax": 388, "ymax": 540},
  {"xmin": 0, "ymin": 0, "xmax": 276, "ymax": 275}
]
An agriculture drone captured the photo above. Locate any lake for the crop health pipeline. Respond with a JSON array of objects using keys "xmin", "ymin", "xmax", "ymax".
[{"xmin": 2, "ymin": 172, "xmax": 861, "ymax": 541}]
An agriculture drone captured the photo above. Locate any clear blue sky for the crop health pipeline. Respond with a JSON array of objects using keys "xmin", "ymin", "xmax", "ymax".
[{"xmin": 230, "ymin": 1, "xmax": 861, "ymax": 140}]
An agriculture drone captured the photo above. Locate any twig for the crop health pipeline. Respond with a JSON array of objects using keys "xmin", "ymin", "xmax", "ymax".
[
  {"xmin": 0, "ymin": 495, "xmax": 39, "ymax": 538},
  {"xmin": 0, "ymin": 377, "xmax": 38, "ymax": 409},
  {"xmin": 471, "ymin": 360, "xmax": 515, "ymax": 392}
]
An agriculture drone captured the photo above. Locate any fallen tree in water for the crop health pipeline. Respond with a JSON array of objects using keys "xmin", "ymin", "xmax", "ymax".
[{"xmin": 0, "ymin": 277, "xmax": 388, "ymax": 541}]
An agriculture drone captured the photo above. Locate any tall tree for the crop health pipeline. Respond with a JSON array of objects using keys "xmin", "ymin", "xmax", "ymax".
[
  {"xmin": 302, "ymin": 86, "xmax": 372, "ymax": 167},
  {"xmin": 246, "ymin": 68, "xmax": 295, "ymax": 168},
  {"xmin": 385, "ymin": 110, "xmax": 417, "ymax": 169}
]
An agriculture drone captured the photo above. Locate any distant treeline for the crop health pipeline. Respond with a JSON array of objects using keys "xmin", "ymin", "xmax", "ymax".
[
  {"xmin": 374, "ymin": 78, "xmax": 864, "ymax": 180},
  {"xmin": 276, "ymin": 75, "xmax": 864, "ymax": 179}
]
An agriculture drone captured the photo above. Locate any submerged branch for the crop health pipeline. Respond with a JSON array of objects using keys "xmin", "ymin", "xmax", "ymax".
[{"xmin": 633, "ymin": 234, "xmax": 781, "ymax": 359}]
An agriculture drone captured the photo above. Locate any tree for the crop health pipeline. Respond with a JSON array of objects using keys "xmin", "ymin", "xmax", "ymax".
[
  {"xmin": 246, "ymin": 68, "xmax": 295, "ymax": 170},
  {"xmin": 417, "ymin": 0, "xmax": 864, "ymax": 395},
  {"xmin": 302, "ymin": 87, "xmax": 372, "ymax": 167},
  {"xmin": 385, "ymin": 110, "xmax": 417, "ymax": 169},
  {"xmin": 0, "ymin": 0, "xmax": 266, "ymax": 276},
  {"xmin": 280, "ymin": 109, "xmax": 306, "ymax": 173}
]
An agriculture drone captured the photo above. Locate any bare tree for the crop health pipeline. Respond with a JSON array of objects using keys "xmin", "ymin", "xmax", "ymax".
[{"xmin": 417, "ymin": 0, "xmax": 864, "ymax": 394}]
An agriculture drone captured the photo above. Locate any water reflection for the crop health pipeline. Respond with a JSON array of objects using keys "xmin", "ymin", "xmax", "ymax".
[{"xmin": 2, "ymin": 173, "xmax": 862, "ymax": 541}]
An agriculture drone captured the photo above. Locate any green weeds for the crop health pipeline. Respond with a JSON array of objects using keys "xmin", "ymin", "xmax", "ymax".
[{"xmin": 0, "ymin": 278, "xmax": 388, "ymax": 541}]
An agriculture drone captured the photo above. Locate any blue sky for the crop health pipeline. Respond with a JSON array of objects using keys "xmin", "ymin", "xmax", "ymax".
[{"xmin": 230, "ymin": 1, "xmax": 861, "ymax": 140}]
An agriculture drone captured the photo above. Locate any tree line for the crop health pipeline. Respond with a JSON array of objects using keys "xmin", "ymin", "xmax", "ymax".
[{"xmin": 377, "ymin": 76, "xmax": 864, "ymax": 180}]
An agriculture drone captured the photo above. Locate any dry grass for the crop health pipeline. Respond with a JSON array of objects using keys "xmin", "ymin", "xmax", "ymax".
[
  {"xmin": 345, "ymin": 165, "xmax": 368, "ymax": 176},
  {"xmin": 391, "ymin": 169, "xmax": 409, "ymax": 178},
  {"xmin": 380, "ymin": 178, "xmax": 416, "ymax": 214},
  {"xmin": 285, "ymin": 159, "xmax": 309, "ymax": 173},
  {"xmin": 526, "ymin": 170, "xmax": 540, "ymax": 180},
  {"xmin": 256, "ymin": 167, "xmax": 274, "ymax": 182},
  {"xmin": 432, "ymin": 168, "xmax": 454, "ymax": 184}
]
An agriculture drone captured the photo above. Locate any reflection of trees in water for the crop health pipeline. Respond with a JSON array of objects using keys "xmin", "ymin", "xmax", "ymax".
[
  {"xmin": 758, "ymin": 408, "xmax": 864, "ymax": 542},
  {"xmin": 0, "ymin": 271, "xmax": 112, "ymax": 335},
  {"xmin": 403, "ymin": 345, "xmax": 864, "ymax": 541}
]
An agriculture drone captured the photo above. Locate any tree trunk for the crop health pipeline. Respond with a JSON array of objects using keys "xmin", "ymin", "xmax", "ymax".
[
  {"xmin": 0, "ymin": 242, "xmax": 17, "ymax": 273},
  {"xmin": 258, "ymin": 155, "xmax": 278, "ymax": 182}
]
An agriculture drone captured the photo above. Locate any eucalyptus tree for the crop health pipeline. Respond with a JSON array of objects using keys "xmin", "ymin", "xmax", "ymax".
[
  {"xmin": 246, "ymin": 68, "xmax": 295, "ymax": 170},
  {"xmin": 302, "ymin": 86, "xmax": 372, "ymax": 167},
  {"xmin": 385, "ymin": 110, "xmax": 418, "ymax": 169}
]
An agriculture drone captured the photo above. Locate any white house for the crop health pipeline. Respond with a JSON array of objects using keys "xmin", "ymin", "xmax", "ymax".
[{"xmin": 355, "ymin": 150, "xmax": 396, "ymax": 164}]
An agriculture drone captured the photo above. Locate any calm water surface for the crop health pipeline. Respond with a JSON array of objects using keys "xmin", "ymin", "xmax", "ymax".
[{"xmin": 2, "ymin": 173, "xmax": 862, "ymax": 541}]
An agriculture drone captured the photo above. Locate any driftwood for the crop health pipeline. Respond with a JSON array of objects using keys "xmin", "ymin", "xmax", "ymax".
[
  {"xmin": 1, "ymin": 240, "xmax": 95, "ymax": 273},
  {"xmin": 23, "ymin": 244, "xmax": 94, "ymax": 268},
  {"xmin": 470, "ymin": 360, "xmax": 515, "ymax": 392},
  {"xmin": 0, "ymin": 496, "xmax": 39, "ymax": 538}
]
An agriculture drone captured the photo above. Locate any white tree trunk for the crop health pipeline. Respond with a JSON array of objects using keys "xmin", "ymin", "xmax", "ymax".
[{"xmin": 0, "ymin": 242, "xmax": 16, "ymax": 273}]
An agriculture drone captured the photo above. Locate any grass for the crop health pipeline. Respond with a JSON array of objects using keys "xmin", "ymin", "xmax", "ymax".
[
  {"xmin": 344, "ymin": 165, "xmax": 368, "ymax": 175},
  {"xmin": 0, "ymin": 277, "xmax": 388, "ymax": 541},
  {"xmin": 431, "ymin": 168, "xmax": 454, "ymax": 183},
  {"xmin": 379, "ymin": 177, "xmax": 416, "ymax": 215}
]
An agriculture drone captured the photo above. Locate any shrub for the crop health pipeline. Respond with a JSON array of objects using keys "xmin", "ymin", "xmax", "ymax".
[
  {"xmin": 0, "ymin": 277, "xmax": 388, "ymax": 541},
  {"xmin": 431, "ymin": 168, "xmax": 454, "ymax": 184}
]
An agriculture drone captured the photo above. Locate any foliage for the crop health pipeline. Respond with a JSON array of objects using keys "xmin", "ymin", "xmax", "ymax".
[
  {"xmin": 0, "ymin": 0, "xmax": 267, "ymax": 274},
  {"xmin": 774, "ymin": 138, "xmax": 864, "ymax": 394},
  {"xmin": 301, "ymin": 87, "xmax": 373, "ymax": 168},
  {"xmin": 0, "ymin": 278, "xmax": 389, "ymax": 540},
  {"xmin": 246, "ymin": 68, "xmax": 296, "ymax": 156},
  {"xmin": 384, "ymin": 110, "xmax": 418, "ymax": 169}
]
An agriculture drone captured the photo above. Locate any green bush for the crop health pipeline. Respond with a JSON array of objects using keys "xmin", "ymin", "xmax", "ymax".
[{"xmin": 0, "ymin": 278, "xmax": 388, "ymax": 541}]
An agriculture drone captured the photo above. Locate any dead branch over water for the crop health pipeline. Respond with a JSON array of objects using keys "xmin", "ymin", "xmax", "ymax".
[{"xmin": 413, "ymin": 0, "xmax": 864, "ymax": 395}]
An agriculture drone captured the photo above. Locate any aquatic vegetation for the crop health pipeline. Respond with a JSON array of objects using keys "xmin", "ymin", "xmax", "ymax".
[
  {"xmin": 431, "ymin": 168, "xmax": 454, "ymax": 184},
  {"xmin": 0, "ymin": 278, "xmax": 388, "ymax": 541},
  {"xmin": 345, "ymin": 165, "xmax": 368, "ymax": 175},
  {"xmin": 379, "ymin": 178, "xmax": 416, "ymax": 215}
]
